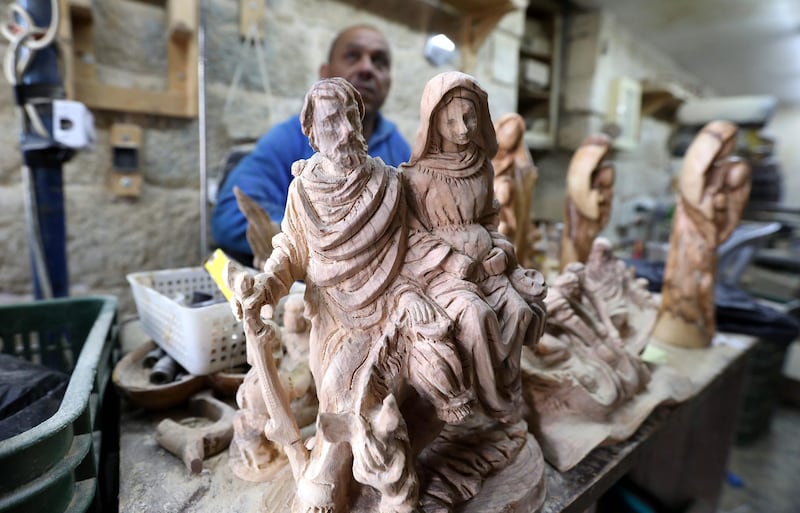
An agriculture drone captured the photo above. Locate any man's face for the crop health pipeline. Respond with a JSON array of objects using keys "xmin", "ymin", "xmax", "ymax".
[{"xmin": 320, "ymin": 27, "xmax": 391, "ymax": 116}]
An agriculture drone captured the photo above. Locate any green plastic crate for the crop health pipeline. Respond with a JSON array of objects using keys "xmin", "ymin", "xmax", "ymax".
[{"xmin": 0, "ymin": 296, "xmax": 117, "ymax": 513}]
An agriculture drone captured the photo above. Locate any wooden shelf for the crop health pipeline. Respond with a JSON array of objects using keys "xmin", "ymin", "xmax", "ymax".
[
  {"xmin": 517, "ymin": 4, "xmax": 562, "ymax": 151},
  {"xmin": 641, "ymin": 80, "xmax": 696, "ymax": 122},
  {"xmin": 338, "ymin": 0, "xmax": 525, "ymax": 73},
  {"xmin": 520, "ymin": 46, "xmax": 552, "ymax": 62},
  {"xmin": 57, "ymin": 0, "xmax": 199, "ymax": 118},
  {"xmin": 524, "ymin": 130, "xmax": 554, "ymax": 150},
  {"xmin": 519, "ymin": 88, "xmax": 551, "ymax": 101}
]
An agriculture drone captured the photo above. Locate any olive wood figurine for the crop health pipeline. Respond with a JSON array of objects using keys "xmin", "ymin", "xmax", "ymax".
[
  {"xmin": 560, "ymin": 134, "xmax": 614, "ymax": 271},
  {"xmin": 401, "ymin": 72, "xmax": 547, "ymax": 512},
  {"xmin": 652, "ymin": 121, "xmax": 751, "ymax": 349},
  {"xmin": 521, "ymin": 238, "xmax": 673, "ymax": 471},
  {"xmin": 228, "ymin": 294, "xmax": 316, "ymax": 482},
  {"xmin": 491, "ymin": 113, "xmax": 539, "ymax": 266},
  {"xmin": 228, "ymin": 75, "xmax": 548, "ymax": 513}
]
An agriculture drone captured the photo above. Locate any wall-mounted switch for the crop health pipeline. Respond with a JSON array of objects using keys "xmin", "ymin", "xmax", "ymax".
[{"xmin": 109, "ymin": 123, "xmax": 143, "ymax": 198}]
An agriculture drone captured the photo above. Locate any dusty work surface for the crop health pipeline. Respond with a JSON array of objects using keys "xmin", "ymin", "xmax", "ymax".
[{"xmin": 119, "ymin": 335, "xmax": 756, "ymax": 513}]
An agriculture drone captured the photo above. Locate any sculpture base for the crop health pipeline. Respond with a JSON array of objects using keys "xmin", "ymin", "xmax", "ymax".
[
  {"xmin": 528, "ymin": 335, "xmax": 751, "ymax": 472},
  {"xmin": 260, "ymin": 435, "xmax": 547, "ymax": 513},
  {"xmin": 458, "ymin": 434, "xmax": 546, "ymax": 513},
  {"xmin": 228, "ymin": 437, "xmax": 287, "ymax": 483},
  {"xmin": 652, "ymin": 310, "xmax": 711, "ymax": 349},
  {"xmin": 528, "ymin": 362, "xmax": 693, "ymax": 472}
]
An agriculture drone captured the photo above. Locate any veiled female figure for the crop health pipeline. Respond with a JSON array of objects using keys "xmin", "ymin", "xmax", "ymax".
[
  {"xmin": 491, "ymin": 113, "xmax": 539, "ymax": 265},
  {"xmin": 560, "ymin": 134, "xmax": 614, "ymax": 271},
  {"xmin": 401, "ymin": 72, "xmax": 547, "ymax": 423},
  {"xmin": 653, "ymin": 121, "xmax": 751, "ymax": 348}
]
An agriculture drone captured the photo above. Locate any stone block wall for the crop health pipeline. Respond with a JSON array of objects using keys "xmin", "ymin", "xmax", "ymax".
[{"xmin": 0, "ymin": 0, "xmax": 525, "ymax": 312}]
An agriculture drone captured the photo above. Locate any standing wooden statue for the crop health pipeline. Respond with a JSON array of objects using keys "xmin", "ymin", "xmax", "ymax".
[
  {"xmin": 491, "ymin": 113, "xmax": 539, "ymax": 266},
  {"xmin": 559, "ymin": 134, "xmax": 614, "ymax": 271},
  {"xmin": 652, "ymin": 121, "xmax": 751, "ymax": 348}
]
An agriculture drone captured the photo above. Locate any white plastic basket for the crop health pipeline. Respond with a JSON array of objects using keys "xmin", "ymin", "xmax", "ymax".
[{"xmin": 127, "ymin": 267, "xmax": 247, "ymax": 375}]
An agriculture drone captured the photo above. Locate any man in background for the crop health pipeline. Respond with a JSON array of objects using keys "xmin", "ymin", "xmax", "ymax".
[{"xmin": 212, "ymin": 25, "xmax": 411, "ymax": 263}]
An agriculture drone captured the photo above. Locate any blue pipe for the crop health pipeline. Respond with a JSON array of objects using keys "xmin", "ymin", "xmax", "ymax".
[{"xmin": 18, "ymin": 0, "xmax": 69, "ymax": 298}]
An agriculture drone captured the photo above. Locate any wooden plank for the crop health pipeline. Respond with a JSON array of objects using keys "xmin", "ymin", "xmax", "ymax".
[
  {"xmin": 61, "ymin": 0, "xmax": 197, "ymax": 118},
  {"xmin": 167, "ymin": 0, "xmax": 197, "ymax": 43},
  {"xmin": 58, "ymin": 0, "xmax": 75, "ymax": 99},
  {"xmin": 69, "ymin": 0, "xmax": 96, "ymax": 83},
  {"xmin": 68, "ymin": 0, "xmax": 93, "ymax": 19},
  {"xmin": 74, "ymin": 80, "xmax": 193, "ymax": 117},
  {"xmin": 240, "ymin": 0, "xmax": 266, "ymax": 40}
]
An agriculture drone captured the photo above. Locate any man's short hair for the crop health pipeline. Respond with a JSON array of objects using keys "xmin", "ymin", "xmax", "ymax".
[{"xmin": 327, "ymin": 24, "xmax": 385, "ymax": 63}]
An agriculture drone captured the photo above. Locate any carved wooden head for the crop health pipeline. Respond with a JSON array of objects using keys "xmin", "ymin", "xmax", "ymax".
[
  {"xmin": 494, "ymin": 113, "xmax": 526, "ymax": 152},
  {"xmin": 300, "ymin": 77, "xmax": 367, "ymax": 160},
  {"xmin": 409, "ymin": 71, "xmax": 497, "ymax": 163},
  {"xmin": 678, "ymin": 120, "xmax": 738, "ymax": 219},
  {"xmin": 566, "ymin": 134, "xmax": 614, "ymax": 221}
]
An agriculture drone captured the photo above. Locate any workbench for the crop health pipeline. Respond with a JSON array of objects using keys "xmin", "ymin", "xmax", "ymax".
[{"xmin": 117, "ymin": 334, "xmax": 756, "ymax": 513}]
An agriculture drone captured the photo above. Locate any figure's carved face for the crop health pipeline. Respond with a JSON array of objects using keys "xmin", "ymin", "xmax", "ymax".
[
  {"xmin": 496, "ymin": 120, "xmax": 522, "ymax": 152},
  {"xmin": 311, "ymin": 98, "xmax": 348, "ymax": 158},
  {"xmin": 435, "ymin": 96, "xmax": 478, "ymax": 152},
  {"xmin": 320, "ymin": 27, "xmax": 392, "ymax": 117}
]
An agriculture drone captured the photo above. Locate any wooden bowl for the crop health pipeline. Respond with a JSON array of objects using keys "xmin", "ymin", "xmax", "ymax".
[
  {"xmin": 208, "ymin": 365, "xmax": 249, "ymax": 397},
  {"xmin": 112, "ymin": 340, "xmax": 208, "ymax": 410}
]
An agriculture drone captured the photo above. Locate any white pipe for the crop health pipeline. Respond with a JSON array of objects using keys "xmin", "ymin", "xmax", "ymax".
[{"xmin": 198, "ymin": 4, "xmax": 208, "ymax": 259}]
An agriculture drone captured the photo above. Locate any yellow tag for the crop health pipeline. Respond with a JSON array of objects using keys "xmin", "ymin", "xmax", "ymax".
[{"xmin": 204, "ymin": 249, "xmax": 236, "ymax": 302}]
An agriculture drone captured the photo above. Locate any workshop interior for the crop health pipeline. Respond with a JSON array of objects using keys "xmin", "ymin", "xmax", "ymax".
[{"xmin": 1, "ymin": 1, "xmax": 799, "ymax": 513}]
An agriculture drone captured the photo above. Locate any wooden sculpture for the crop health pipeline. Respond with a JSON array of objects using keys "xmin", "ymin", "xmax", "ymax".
[
  {"xmin": 521, "ymin": 238, "xmax": 668, "ymax": 471},
  {"xmin": 491, "ymin": 113, "xmax": 539, "ymax": 266},
  {"xmin": 228, "ymin": 75, "xmax": 548, "ymax": 513},
  {"xmin": 653, "ymin": 121, "xmax": 751, "ymax": 349},
  {"xmin": 400, "ymin": 71, "xmax": 547, "ymax": 512},
  {"xmin": 560, "ymin": 134, "xmax": 614, "ymax": 271},
  {"xmin": 233, "ymin": 186, "xmax": 279, "ymax": 270},
  {"xmin": 229, "ymin": 293, "xmax": 316, "ymax": 482},
  {"xmin": 584, "ymin": 237, "xmax": 657, "ymax": 354}
]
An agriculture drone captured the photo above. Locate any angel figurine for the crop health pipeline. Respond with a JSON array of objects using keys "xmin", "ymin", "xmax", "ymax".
[{"xmin": 653, "ymin": 120, "xmax": 751, "ymax": 348}]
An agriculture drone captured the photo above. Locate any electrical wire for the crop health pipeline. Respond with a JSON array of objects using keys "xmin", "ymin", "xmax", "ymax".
[{"xmin": 1, "ymin": 0, "xmax": 59, "ymax": 85}]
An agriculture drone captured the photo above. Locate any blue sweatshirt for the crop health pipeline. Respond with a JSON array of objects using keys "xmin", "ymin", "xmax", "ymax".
[{"xmin": 211, "ymin": 112, "xmax": 411, "ymax": 258}]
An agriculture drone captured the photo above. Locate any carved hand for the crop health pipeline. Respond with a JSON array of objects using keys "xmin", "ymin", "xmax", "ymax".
[
  {"xmin": 406, "ymin": 298, "xmax": 435, "ymax": 326},
  {"xmin": 482, "ymin": 246, "xmax": 508, "ymax": 276},
  {"xmin": 443, "ymin": 251, "xmax": 480, "ymax": 281},
  {"xmin": 231, "ymin": 271, "xmax": 275, "ymax": 322}
]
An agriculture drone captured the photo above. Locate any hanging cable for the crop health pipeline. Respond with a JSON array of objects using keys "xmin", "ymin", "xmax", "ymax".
[{"xmin": 222, "ymin": 19, "xmax": 272, "ymax": 131}]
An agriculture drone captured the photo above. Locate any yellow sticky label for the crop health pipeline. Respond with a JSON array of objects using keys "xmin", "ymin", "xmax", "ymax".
[{"xmin": 204, "ymin": 249, "xmax": 235, "ymax": 302}]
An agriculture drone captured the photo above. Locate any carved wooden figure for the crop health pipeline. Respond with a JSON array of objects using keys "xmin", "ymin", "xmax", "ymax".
[
  {"xmin": 230, "ymin": 78, "xmax": 475, "ymax": 513},
  {"xmin": 491, "ymin": 113, "xmax": 539, "ymax": 266},
  {"xmin": 521, "ymin": 243, "xmax": 658, "ymax": 471},
  {"xmin": 401, "ymin": 71, "xmax": 547, "ymax": 512},
  {"xmin": 560, "ymin": 134, "xmax": 614, "ymax": 271},
  {"xmin": 229, "ymin": 74, "xmax": 549, "ymax": 513},
  {"xmin": 228, "ymin": 293, "xmax": 315, "ymax": 483},
  {"xmin": 653, "ymin": 121, "xmax": 751, "ymax": 348},
  {"xmin": 584, "ymin": 237, "xmax": 658, "ymax": 354}
]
